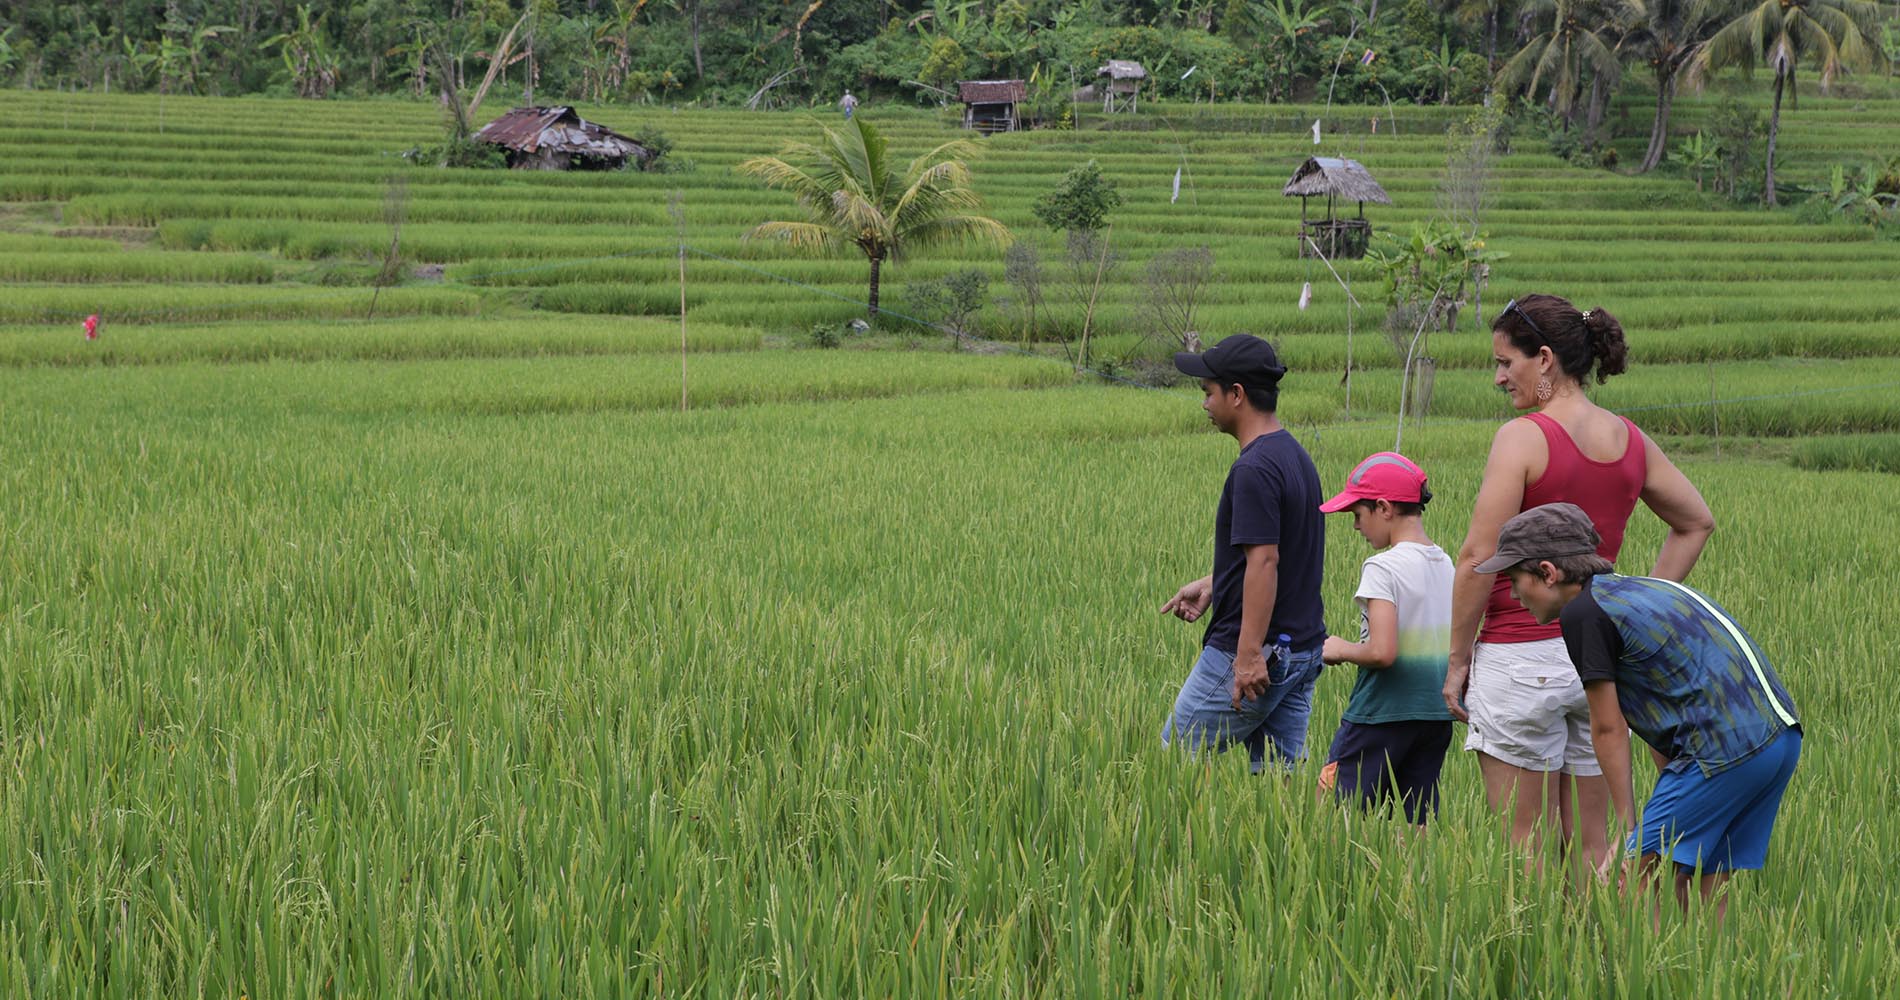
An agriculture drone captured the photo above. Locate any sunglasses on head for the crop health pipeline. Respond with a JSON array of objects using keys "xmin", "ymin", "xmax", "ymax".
[{"xmin": 1500, "ymin": 298, "xmax": 1553, "ymax": 354}]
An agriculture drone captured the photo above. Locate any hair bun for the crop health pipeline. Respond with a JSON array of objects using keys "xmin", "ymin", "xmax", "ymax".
[{"xmin": 1582, "ymin": 305, "xmax": 1628, "ymax": 384}]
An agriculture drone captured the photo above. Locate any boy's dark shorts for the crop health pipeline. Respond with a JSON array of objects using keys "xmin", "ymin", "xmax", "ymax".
[{"xmin": 1320, "ymin": 719, "xmax": 1454, "ymax": 824}]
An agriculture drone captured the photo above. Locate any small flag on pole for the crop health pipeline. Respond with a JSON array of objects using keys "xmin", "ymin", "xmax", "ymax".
[
  {"xmin": 1171, "ymin": 166, "xmax": 1182, "ymax": 204},
  {"xmin": 1311, "ymin": 118, "xmax": 1322, "ymax": 145},
  {"xmin": 1298, "ymin": 282, "xmax": 1312, "ymax": 311},
  {"xmin": 83, "ymin": 314, "xmax": 100, "ymax": 340}
]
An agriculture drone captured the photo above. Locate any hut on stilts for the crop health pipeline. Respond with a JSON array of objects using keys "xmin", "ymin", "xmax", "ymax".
[
  {"xmin": 1095, "ymin": 60, "xmax": 1147, "ymax": 114},
  {"xmin": 1282, "ymin": 156, "xmax": 1391, "ymax": 259}
]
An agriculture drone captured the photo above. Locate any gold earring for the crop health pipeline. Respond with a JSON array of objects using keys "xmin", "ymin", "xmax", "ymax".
[{"xmin": 1535, "ymin": 377, "xmax": 1554, "ymax": 402}]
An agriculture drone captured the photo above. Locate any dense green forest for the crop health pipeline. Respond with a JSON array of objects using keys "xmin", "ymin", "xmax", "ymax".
[{"xmin": 1, "ymin": 2, "xmax": 1895, "ymax": 171}]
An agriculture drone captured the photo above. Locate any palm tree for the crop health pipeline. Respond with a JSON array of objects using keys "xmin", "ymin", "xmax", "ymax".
[
  {"xmin": 739, "ymin": 118, "xmax": 1011, "ymax": 320},
  {"xmin": 1494, "ymin": 0, "xmax": 1622, "ymax": 129},
  {"xmin": 1691, "ymin": 0, "xmax": 1888, "ymax": 205},
  {"xmin": 1611, "ymin": 0, "xmax": 1731, "ymax": 172}
]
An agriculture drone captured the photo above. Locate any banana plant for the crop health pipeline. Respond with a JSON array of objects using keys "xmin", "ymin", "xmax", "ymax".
[
  {"xmin": 0, "ymin": 27, "xmax": 19, "ymax": 81},
  {"xmin": 265, "ymin": 5, "xmax": 340, "ymax": 98},
  {"xmin": 1673, "ymin": 130, "xmax": 1720, "ymax": 192}
]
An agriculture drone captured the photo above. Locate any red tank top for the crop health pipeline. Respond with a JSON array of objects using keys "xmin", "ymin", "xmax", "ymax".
[{"xmin": 1479, "ymin": 411, "xmax": 1648, "ymax": 643}]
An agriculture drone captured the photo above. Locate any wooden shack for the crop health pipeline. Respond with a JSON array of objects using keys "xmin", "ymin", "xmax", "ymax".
[
  {"xmin": 474, "ymin": 106, "xmax": 650, "ymax": 170},
  {"xmin": 1096, "ymin": 60, "xmax": 1146, "ymax": 113},
  {"xmin": 1282, "ymin": 156, "xmax": 1392, "ymax": 259},
  {"xmin": 957, "ymin": 80, "xmax": 1025, "ymax": 134}
]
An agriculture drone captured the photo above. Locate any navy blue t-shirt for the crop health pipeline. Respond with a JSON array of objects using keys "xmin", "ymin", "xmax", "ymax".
[{"xmin": 1203, "ymin": 429, "xmax": 1327, "ymax": 654}]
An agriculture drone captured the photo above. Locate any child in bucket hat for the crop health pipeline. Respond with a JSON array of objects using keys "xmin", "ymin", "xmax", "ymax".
[{"xmin": 1317, "ymin": 452, "xmax": 1457, "ymax": 825}]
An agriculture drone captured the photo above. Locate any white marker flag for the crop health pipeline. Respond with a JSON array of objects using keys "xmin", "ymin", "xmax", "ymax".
[
  {"xmin": 1311, "ymin": 118, "xmax": 1322, "ymax": 145},
  {"xmin": 1171, "ymin": 166, "xmax": 1182, "ymax": 204},
  {"xmin": 1299, "ymin": 281, "xmax": 1312, "ymax": 311}
]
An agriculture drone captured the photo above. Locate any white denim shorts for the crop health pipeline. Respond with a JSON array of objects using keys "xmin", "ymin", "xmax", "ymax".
[{"xmin": 1462, "ymin": 637, "xmax": 1601, "ymax": 776}]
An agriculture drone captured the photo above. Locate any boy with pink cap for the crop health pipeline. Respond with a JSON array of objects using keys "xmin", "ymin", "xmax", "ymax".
[{"xmin": 1317, "ymin": 452, "xmax": 1457, "ymax": 824}]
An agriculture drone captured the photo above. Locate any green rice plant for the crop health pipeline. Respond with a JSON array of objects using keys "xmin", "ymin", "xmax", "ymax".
[
  {"xmin": 1, "ymin": 350, "xmax": 1071, "ymax": 419},
  {"xmin": 0, "ymin": 232, "xmax": 122, "ymax": 253},
  {"xmin": 0, "ymin": 285, "xmax": 489, "ymax": 324},
  {"xmin": 0, "ymin": 315, "xmax": 761, "ymax": 367},
  {"xmin": 0, "ymin": 373, "xmax": 1894, "ymax": 997},
  {"xmin": 1787, "ymin": 432, "xmax": 1900, "ymax": 474},
  {"xmin": 0, "ymin": 251, "xmax": 274, "ymax": 283}
]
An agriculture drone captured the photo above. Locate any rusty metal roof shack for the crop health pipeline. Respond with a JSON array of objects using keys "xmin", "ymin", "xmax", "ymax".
[
  {"xmin": 1094, "ymin": 60, "xmax": 1147, "ymax": 113},
  {"xmin": 957, "ymin": 80, "xmax": 1026, "ymax": 134},
  {"xmin": 474, "ymin": 106, "xmax": 650, "ymax": 171},
  {"xmin": 1283, "ymin": 157, "xmax": 1392, "ymax": 259}
]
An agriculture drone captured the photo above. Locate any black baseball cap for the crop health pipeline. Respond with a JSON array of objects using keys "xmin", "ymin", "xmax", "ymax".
[{"xmin": 1174, "ymin": 334, "xmax": 1288, "ymax": 385}]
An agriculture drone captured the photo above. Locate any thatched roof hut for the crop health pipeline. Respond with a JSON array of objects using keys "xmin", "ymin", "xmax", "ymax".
[
  {"xmin": 1281, "ymin": 156, "xmax": 1393, "ymax": 204},
  {"xmin": 1093, "ymin": 60, "xmax": 1147, "ymax": 113},
  {"xmin": 957, "ymin": 80, "xmax": 1026, "ymax": 133},
  {"xmin": 1282, "ymin": 157, "xmax": 1391, "ymax": 259},
  {"xmin": 475, "ymin": 106, "xmax": 650, "ymax": 171}
]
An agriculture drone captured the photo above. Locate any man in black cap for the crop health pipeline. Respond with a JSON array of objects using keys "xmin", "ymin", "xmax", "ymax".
[{"xmin": 1160, "ymin": 335, "xmax": 1328, "ymax": 772}]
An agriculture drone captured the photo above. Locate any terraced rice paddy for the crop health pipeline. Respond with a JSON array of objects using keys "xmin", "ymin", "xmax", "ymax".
[{"xmin": 1, "ymin": 85, "xmax": 1897, "ymax": 996}]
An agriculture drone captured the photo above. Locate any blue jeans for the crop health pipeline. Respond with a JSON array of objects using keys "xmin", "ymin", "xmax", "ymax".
[{"xmin": 1162, "ymin": 644, "xmax": 1324, "ymax": 772}]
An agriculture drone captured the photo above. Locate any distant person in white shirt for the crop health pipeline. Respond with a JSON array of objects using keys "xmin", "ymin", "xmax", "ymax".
[
  {"xmin": 1317, "ymin": 452, "xmax": 1457, "ymax": 825},
  {"xmin": 839, "ymin": 91, "xmax": 859, "ymax": 120}
]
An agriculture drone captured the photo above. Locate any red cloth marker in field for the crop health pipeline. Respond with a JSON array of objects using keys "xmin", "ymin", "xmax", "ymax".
[{"xmin": 83, "ymin": 314, "xmax": 100, "ymax": 340}]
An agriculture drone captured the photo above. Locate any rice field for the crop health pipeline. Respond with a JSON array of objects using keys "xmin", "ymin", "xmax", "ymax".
[{"xmin": 1, "ymin": 83, "xmax": 1897, "ymax": 997}]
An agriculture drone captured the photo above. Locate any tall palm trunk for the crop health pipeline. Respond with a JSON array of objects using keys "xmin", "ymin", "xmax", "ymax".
[
  {"xmin": 1765, "ymin": 69, "xmax": 1785, "ymax": 205},
  {"xmin": 1640, "ymin": 74, "xmax": 1676, "ymax": 173},
  {"xmin": 691, "ymin": 2, "xmax": 704, "ymax": 79},
  {"xmin": 1487, "ymin": 8, "xmax": 1499, "ymax": 74},
  {"xmin": 1585, "ymin": 74, "xmax": 1608, "ymax": 138},
  {"xmin": 867, "ymin": 256, "xmax": 882, "ymax": 319}
]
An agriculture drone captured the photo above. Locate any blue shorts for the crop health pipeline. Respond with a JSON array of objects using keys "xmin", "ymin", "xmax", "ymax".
[
  {"xmin": 1632, "ymin": 727, "xmax": 1801, "ymax": 873},
  {"xmin": 1163, "ymin": 644, "xmax": 1323, "ymax": 773}
]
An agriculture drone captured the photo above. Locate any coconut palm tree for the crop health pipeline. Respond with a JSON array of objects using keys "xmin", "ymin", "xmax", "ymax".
[
  {"xmin": 1691, "ymin": 0, "xmax": 1888, "ymax": 205},
  {"xmin": 1494, "ymin": 0, "xmax": 1622, "ymax": 130},
  {"xmin": 1611, "ymin": 0, "xmax": 1731, "ymax": 172},
  {"xmin": 739, "ymin": 117, "xmax": 1011, "ymax": 320}
]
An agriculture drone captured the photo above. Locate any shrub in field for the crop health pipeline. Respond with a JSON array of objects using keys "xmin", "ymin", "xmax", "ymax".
[
  {"xmin": 1706, "ymin": 95, "xmax": 1764, "ymax": 200},
  {"xmin": 1031, "ymin": 159, "xmax": 1121, "ymax": 236},
  {"xmin": 403, "ymin": 137, "xmax": 505, "ymax": 170},
  {"xmin": 1366, "ymin": 222, "xmax": 1506, "ymax": 347},
  {"xmin": 1135, "ymin": 245, "xmax": 1214, "ymax": 353},
  {"xmin": 1001, "ymin": 240, "xmax": 1045, "ymax": 343},
  {"xmin": 1058, "ymin": 228, "xmax": 1123, "ymax": 371},
  {"xmin": 631, "ymin": 126, "xmax": 687, "ymax": 173},
  {"xmin": 902, "ymin": 268, "xmax": 990, "ymax": 349}
]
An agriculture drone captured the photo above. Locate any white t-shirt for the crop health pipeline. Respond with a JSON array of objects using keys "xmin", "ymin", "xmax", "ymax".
[{"xmin": 1345, "ymin": 541, "xmax": 1454, "ymax": 723}]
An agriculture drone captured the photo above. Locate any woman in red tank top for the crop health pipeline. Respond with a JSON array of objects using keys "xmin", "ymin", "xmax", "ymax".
[{"xmin": 1445, "ymin": 294, "xmax": 1714, "ymax": 873}]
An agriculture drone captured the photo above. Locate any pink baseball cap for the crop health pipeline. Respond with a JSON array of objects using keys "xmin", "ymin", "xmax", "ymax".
[{"xmin": 1318, "ymin": 452, "xmax": 1430, "ymax": 512}]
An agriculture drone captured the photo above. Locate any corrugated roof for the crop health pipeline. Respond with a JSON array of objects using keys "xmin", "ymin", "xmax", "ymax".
[
  {"xmin": 474, "ymin": 106, "xmax": 647, "ymax": 159},
  {"xmin": 1097, "ymin": 60, "xmax": 1148, "ymax": 80},
  {"xmin": 1281, "ymin": 157, "xmax": 1392, "ymax": 204},
  {"xmin": 958, "ymin": 79, "xmax": 1026, "ymax": 104}
]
